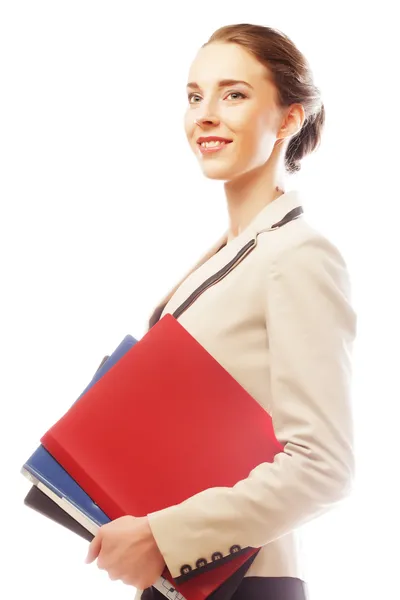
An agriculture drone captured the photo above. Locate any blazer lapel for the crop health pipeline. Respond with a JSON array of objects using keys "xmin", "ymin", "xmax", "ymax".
[
  {"xmin": 148, "ymin": 231, "xmax": 229, "ymax": 329},
  {"xmin": 148, "ymin": 190, "xmax": 304, "ymax": 330}
]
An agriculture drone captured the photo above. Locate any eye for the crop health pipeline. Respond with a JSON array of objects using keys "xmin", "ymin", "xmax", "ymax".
[
  {"xmin": 187, "ymin": 90, "xmax": 247, "ymax": 104},
  {"xmin": 188, "ymin": 93, "xmax": 201, "ymax": 104},
  {"xmin": 225, "ymin": 91, "xmax": 247, "ymax": 100}
]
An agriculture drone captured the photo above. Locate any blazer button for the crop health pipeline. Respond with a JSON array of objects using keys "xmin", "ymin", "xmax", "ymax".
[
  {"xmin": 180, "ymin": 564, "xmax": 192, "ymax": 576},
  {"xmin": 196, "ymin": 558, "xmax": 208, "ymax": 568},
  {"xmin": 229, "ymin": 545, "xmax": 241, "ymax": 554},
  {"xmin": 211, "ymin": 552, "xmax": 223, "ymax": 562}
]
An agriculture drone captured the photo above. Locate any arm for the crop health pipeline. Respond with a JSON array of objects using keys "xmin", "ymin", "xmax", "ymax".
[{"xmin": 147, "ymin": 234, "xmax": 357, "ymax": 582}]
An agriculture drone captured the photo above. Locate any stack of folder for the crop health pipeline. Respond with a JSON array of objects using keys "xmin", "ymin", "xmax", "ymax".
[{"xmin": 21, "ymin": 314, "xmax": 284, "ymax": 600}]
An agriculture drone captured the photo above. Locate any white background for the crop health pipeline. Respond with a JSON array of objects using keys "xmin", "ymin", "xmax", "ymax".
[{"xmin": 1, "ymin": 2, "xmax": 399, "ymax": 599}]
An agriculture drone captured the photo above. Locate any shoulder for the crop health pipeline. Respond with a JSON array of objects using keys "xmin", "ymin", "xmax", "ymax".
[
  {"xmin": 256, "ymin": 215, "xmax": 352, "ymax": 283},
  {"xmin": 253, "ymin": 216, "xmax": 356, "ymax": 333}
]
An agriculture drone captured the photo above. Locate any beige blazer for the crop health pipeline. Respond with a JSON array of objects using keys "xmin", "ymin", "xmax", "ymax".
[{"xmin": 136, "ymin": 189, "xmax": 357, "ymax": 597}]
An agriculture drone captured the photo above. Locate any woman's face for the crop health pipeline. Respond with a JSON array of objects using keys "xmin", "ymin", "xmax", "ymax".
[{"xmin": 184, "ymin": 42, "xmax": 287, "ymax": 182}]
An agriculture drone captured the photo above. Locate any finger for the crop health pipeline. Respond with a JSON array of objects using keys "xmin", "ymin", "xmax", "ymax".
[
  {"xmin": 85, "ymin": 533, "xmax": 102, "ymax": 564},
  {"xmin": 107, "ymin": 569, "xmax": 120, "ymax": 581}
]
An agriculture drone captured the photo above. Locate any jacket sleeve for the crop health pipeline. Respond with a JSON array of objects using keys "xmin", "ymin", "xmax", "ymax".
[{"xmin": 146, "ymin": 234, "xmax": 358, "ymax": 582}]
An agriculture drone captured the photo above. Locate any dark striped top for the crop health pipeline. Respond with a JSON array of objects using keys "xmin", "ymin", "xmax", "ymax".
[{"xmin": 141, "ymin": 576, "xmax": 308, "ymax": 600}]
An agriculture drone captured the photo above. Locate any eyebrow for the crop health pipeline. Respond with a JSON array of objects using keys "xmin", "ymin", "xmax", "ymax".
[{"xmin": 186, "ymin": 79, "xmax": 254, "ymax": 91}]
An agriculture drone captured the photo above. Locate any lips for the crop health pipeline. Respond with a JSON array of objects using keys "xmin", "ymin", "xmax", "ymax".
[
  {"xmin": 197, "ymin": 137, "xmax": 233, "ymax": 144},
  {"xmin": 197, "ymin": 140, "xmax": 232, "ymax": 155}
]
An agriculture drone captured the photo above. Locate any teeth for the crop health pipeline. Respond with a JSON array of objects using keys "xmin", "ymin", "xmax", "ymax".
[{"xmin": 201, "ymin": 140, "xmax": 226, "ymax": 148}]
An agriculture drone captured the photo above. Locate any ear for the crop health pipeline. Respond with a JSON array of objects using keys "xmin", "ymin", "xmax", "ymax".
[{"xmin": 279, "ymin": 103, "xmax": 306, "ymax": 139}]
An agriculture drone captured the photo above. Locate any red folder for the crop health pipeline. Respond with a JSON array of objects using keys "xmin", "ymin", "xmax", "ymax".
[{"xmin": 41, "ymin": 314, "xmax": 284, "ymax": 599}]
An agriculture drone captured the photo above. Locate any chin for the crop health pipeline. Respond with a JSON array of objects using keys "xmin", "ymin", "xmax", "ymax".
[{"xmin": 200, "ymin": 163, "xmax": 240, "ymax": 181}]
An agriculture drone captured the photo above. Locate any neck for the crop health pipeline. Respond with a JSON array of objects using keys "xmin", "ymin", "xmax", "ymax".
[{"xmin": 223, "ymin": 149, "xmax": 287, "ymax": 241}]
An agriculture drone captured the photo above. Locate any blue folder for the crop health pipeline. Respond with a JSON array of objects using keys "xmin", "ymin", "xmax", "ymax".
[{"xmin": 22, "ymin": 334, "xmax": 138, "ymax": 532}]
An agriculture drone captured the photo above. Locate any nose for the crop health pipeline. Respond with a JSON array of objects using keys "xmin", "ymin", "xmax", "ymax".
[{"xmin": 194, "ymin": 114, "xmax": 220, "ymax": 128}]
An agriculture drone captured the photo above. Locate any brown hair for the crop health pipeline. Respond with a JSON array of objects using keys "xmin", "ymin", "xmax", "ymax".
[{"xmin": 204, "ymin": 24, "xmax": 325, "ymax": 174}]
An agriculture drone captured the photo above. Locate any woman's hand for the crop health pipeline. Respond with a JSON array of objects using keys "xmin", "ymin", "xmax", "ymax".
[{"xmin": 85, "ymin": 515, "xmax": 166, "ymax": 589}]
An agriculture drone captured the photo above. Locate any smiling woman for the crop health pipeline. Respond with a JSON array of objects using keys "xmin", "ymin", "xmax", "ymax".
[
  {"xmin": 183, "ymin": 24, "xmax": 324, "ymax": 183},
  {"xmin": 86, "ymin": 22, "xmax": 356, "ymax": 600}
]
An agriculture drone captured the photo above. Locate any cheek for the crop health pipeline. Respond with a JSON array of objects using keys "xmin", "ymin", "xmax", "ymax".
[
  {"xmin": 235, "ymin": 121, "xmax": 264, "ymax": 157},
  {"xmin": 242, "ymin": 111, "xmax": 276, "ymax": 155},
  {"xmin": 225, "ymin": 106, "xmax": 263, "ymax": 148},
  {"xmin": 228, "ymin": 110, "xmax": 276, "ymax": 165},
  {"xmin": 184, "ymin": 110, "xmax": 194, "ymax": 140}
]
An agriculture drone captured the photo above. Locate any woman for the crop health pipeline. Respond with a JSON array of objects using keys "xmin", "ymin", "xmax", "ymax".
[{"xmin": 86, "ymin": 23, "xmax": 357, "ymax": 600}]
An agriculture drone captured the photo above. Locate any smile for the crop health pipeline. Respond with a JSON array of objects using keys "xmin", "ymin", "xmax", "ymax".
[{"xmin": 198, "ymin": 141, "xmax": 233, "ymax": 155}]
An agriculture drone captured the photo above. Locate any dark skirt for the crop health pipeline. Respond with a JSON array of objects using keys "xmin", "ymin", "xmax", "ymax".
[{"xmin": 141, "ymin": 576, "xmax": 308, "ymax": 600}]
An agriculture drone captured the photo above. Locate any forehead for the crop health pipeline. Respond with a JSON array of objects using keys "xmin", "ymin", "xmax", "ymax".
[{"xmin": 187, "ymin": 42, "xmax": 270, "ymax": 86}]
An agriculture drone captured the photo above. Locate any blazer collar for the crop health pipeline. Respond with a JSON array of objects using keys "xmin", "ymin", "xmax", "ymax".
[
  {"xmin": 148, "ymin": 189, "xmax": 304, "ymax": 329},
  {"xmin": 224, "ymin": 188, "xmax": 305, "ymax": 246}
]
